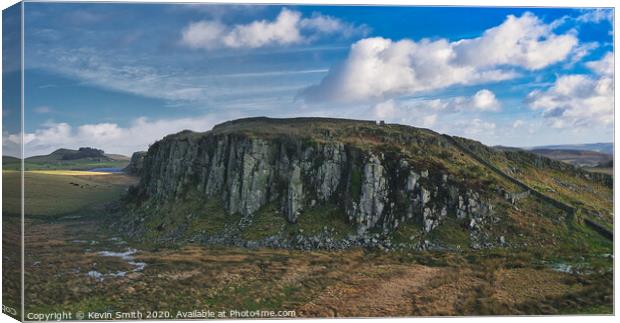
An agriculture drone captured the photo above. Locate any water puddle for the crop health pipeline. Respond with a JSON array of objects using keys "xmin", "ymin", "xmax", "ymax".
[
  {"xmin": 550, "ymin": 263, "xmax": 573, "ymax": 273},
  {"xmin": 98, "ymin": 248, "xmax": 147, "ymax": 273},
  {"xmin": 87, "ymin": 270, "xmax": 104, "ymax": 280},
  {"xmin": 71, "ymin": 239, "xmax": 98, "ymax": 245},
  {"xmin": 79, "ymin": 244, "xmax": 146, "ymax": 281}
]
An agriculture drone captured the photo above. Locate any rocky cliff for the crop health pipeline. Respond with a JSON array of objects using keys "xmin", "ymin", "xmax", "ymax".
[
  {"xmin": 120, "ymin": 117, "xmax": 612, "ymax": 250},
  {"xmin": 124, "ymin": 151, "xmax": 146, "ymax": 176}
]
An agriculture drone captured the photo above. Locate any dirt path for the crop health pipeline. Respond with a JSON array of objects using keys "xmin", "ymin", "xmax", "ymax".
[{"xmin": 299, "ymin": 264, "xmax": 443, "ymax": 317}]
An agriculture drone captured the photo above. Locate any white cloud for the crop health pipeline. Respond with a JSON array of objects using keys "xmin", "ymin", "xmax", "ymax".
[
  {"xmin": 367, "ymin": 89, "xmax": 500, "ymax": 131},
  {"xmin": 512, "ymin": 119, "xmax": 525, "ymax": 128},
  {"xmin": 526, "ymin": 52, "xmax": 614, "ymax": 129},
  {"xmin": 181, "ymin": 8, "xmax": 368, "ymax": 49},
  {"xmin": 2, "ymin": 132, "xmax": 21, "ymax": 158},
  {"xmin": 413, "ymin": 89, "xmax": 501, "ymax": 112},
  {"xmin": 33, "ymin": 48, "xmax": 314, "ymax": 105},
  {"xmin": 300, "ymin": 12, "xmax": 370, "ymax": 38},
  {"xmin": 463, "ymin": 118, "xmax": 497, "ymax": 136},
  {"xmin": 566, "ymin": 42, "xmax": 599, "ymax": 66},
  {"xmin": 576, "ymin": 9, "xmax": 613, "ymax": 24},
  {"xmin": 421, "ymin": 114, "xmax": 438, "ymax": 127},
  {"xmin": 471, "ymin": 89, "xmax": 501, "ymax": 111},
  {"xmin": 368, "ymin": 89, "xmax": 501, "ymax": 131},
  {"xmin": 368, "ymin": 99, "xmax": 440, "ymax": 129},
  {"xmin": 16, "ymin": 114, "xmax": 233, "ymax": 157},
  {"xmin": 301, "ymin": 13, "xmax": 578, "ymax": 103},
  {"xmin": 182, "ymin": 9, "xmax": 302, "ymax": 49},
  {"xmin": 45, "ymin": 48, "xmax": 210, "ymax": 102},
  {"xmin": 181, "ymin": 20, "xmax": 232, "ymax": 49},
  {"xmin": 78, "ymin": 123, "xmax": 124, "ymax": 142},
  {"xmin": 453, "ymin": 13, "xmax": 578, "ymax": 70},
  {"xmin": 586, "ymin": 52, "xmax": 613, "ymax": 76},
  {"xmin": 370, "ymin": 99, "xmax": 396, "ymax": 119}
]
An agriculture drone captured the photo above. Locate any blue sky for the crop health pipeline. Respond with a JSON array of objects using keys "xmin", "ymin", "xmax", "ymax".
[{"xmin": 3, "ymin": 3, "xmax": 614, "ymax": 156}]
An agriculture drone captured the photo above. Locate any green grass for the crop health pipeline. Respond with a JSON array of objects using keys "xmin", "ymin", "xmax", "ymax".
[
  {"xmin": 391, "ymin": 221, "xmax": 424, "ymax": 245},
  {"xmin": 427, "ymin": 217, "xmax": 470, "ymax": 248},
  {"xmin": 2, "ymin": 170, "xmax": 134, "ymax": 217},
  {"xmin": 29, "ymin": 170, "xmax": 118, "ymax": 175},
  {"xmin": 134, "ymin": 191, "xmax": 243, "ymax": 243},
  {"xmin": 3, "ymin": 160, "xmax": 129, "ymax": 171},
  {"xmin": 189, "ymin": 199, "xmax": 243, "ymax": 236},
  {"xmin": 240, "ymin": 204, "xmax": 287, "ymax": 240},
  {"xmin": 556, "ymin": 220, "xmax": 613, "ymax": 256},
  {"xmin": 296, "ymin": 204, "xmax": 355, "ymax": 239},
  {"xmin": 25, "ymin": 160, "xmax": 129, "ymax": 171},
  {"xmin": 350, "ymin": 167, "xmax": 362, "ymax": 200}
]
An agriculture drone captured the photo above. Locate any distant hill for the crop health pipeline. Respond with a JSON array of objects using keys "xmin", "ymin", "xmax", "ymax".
[
  {"xmin": 494, "ymin": 143, "xmax": 613, "ymax": 168},
  {"xmin": 529, "ymin": 148, "xmax": 612, "ymax": 168},
  {"xmin": 531, "ymin": 143, "xmax": 613, "ymax": 155},
  {"xmin": 2, "ymin": 147, "xmax": 130, "ymax": 171},
  {"xmin": 2, "ymin": 156, "xmax": 20, "ymax": 169},
  {"xmin": 3, "ymin": 155, "xmax": 20, "ymax": 163},
  {"xmin": 492, "ymin": 145, "xmax": 522, "ymax": 152},
  {"xmin": 27, "ymin": 147, "xmax": 109, "ymax": 163}
]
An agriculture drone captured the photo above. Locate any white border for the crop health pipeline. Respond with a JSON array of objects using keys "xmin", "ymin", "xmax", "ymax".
[
  {"xmin": 0, "ymin": 1, "xmax": 618, "ymax": 323},
  {"xmin": 5, "ymin": 0, "xmax": 620, "ymax": 7}
]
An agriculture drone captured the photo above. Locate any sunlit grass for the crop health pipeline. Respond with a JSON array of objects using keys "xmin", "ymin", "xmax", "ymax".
[
  {"xmin": 28, "ymin": 170, "xmax": 114, "ymax": 176},
  {"xmin": 3, "ymin": 171, "xmax": 136, "ymax": 217}
]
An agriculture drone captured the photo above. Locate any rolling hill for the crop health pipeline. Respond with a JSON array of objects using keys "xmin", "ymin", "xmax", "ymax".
[
  {"xmin": 2, "ymin": 147, "xmax": 130, "ymax": 171},
  {"xmin": 532, "ymin": 143, "xmax": 613, "ymax": 155},
  {"xmin": 529, "ymin": 148, "xmax": 612, "ymax": 167}
]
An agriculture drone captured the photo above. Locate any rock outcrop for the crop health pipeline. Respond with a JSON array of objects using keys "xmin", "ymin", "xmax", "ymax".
[
  {"xmin": 124, "ymin": 151, "xmax": 146, "ymax": 176},
  {"xmin": 129, "ymin": 119, "xmax": 494, "ymax": 240},
  {"xmin": 121, "ymin": 117, "xmax": 608, "ymax": 250}
]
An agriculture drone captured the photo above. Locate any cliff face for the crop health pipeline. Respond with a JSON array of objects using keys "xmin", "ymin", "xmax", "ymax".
[
  {"xmin": 136, "ymin": 132, "xmax": 489, "ymax": 235},
  {"xmin": 124, "ymin": 151, "xmax": 146, "ymax": 176},
  {"xmin": 121, "ymin": 117, "xmax": 611, "ymax": 250}
]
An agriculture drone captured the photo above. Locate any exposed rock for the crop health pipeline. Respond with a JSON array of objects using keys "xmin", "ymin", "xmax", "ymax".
[
  {"xmin": 121, "ymin": 118, "xmax": 559, "ymax": 251},
  {"xmin": 355, "ymin": 154, "xmax": 388, "ymax": 232},
  {"xmin": 285, "ymin": 162, "xmax": 303, "ymax": 223},
  {"xmin": 124, "ymin": 151, "xmax": 146, "ymax": 176}
]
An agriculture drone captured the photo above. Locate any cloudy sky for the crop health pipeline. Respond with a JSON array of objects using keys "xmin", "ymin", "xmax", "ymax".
[{"xmin": 2, "ymin": 3, "xmax": 614, "ymax": 157}]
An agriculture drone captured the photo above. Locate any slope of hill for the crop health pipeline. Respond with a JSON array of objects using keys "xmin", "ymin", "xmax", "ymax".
[{"xmin": 121, "ymin": 117, "xmax": 612, "ymax": 253}]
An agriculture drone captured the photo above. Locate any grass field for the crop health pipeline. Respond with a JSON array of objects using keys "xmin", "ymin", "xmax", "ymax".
[
  {"xmin": 2, "ymin": 160, "xmax": 130, "ymax": 171},
  {"xmin": 29, "ymin": 170, "xmax": 119, "ymax": 176},
  {"xmin": 23, "ymin": 226, "xmax": 612, "ymax": 316},
  {"xmin": 2, "ymin": 170, "xmax": 137, "ymax": 217}
]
